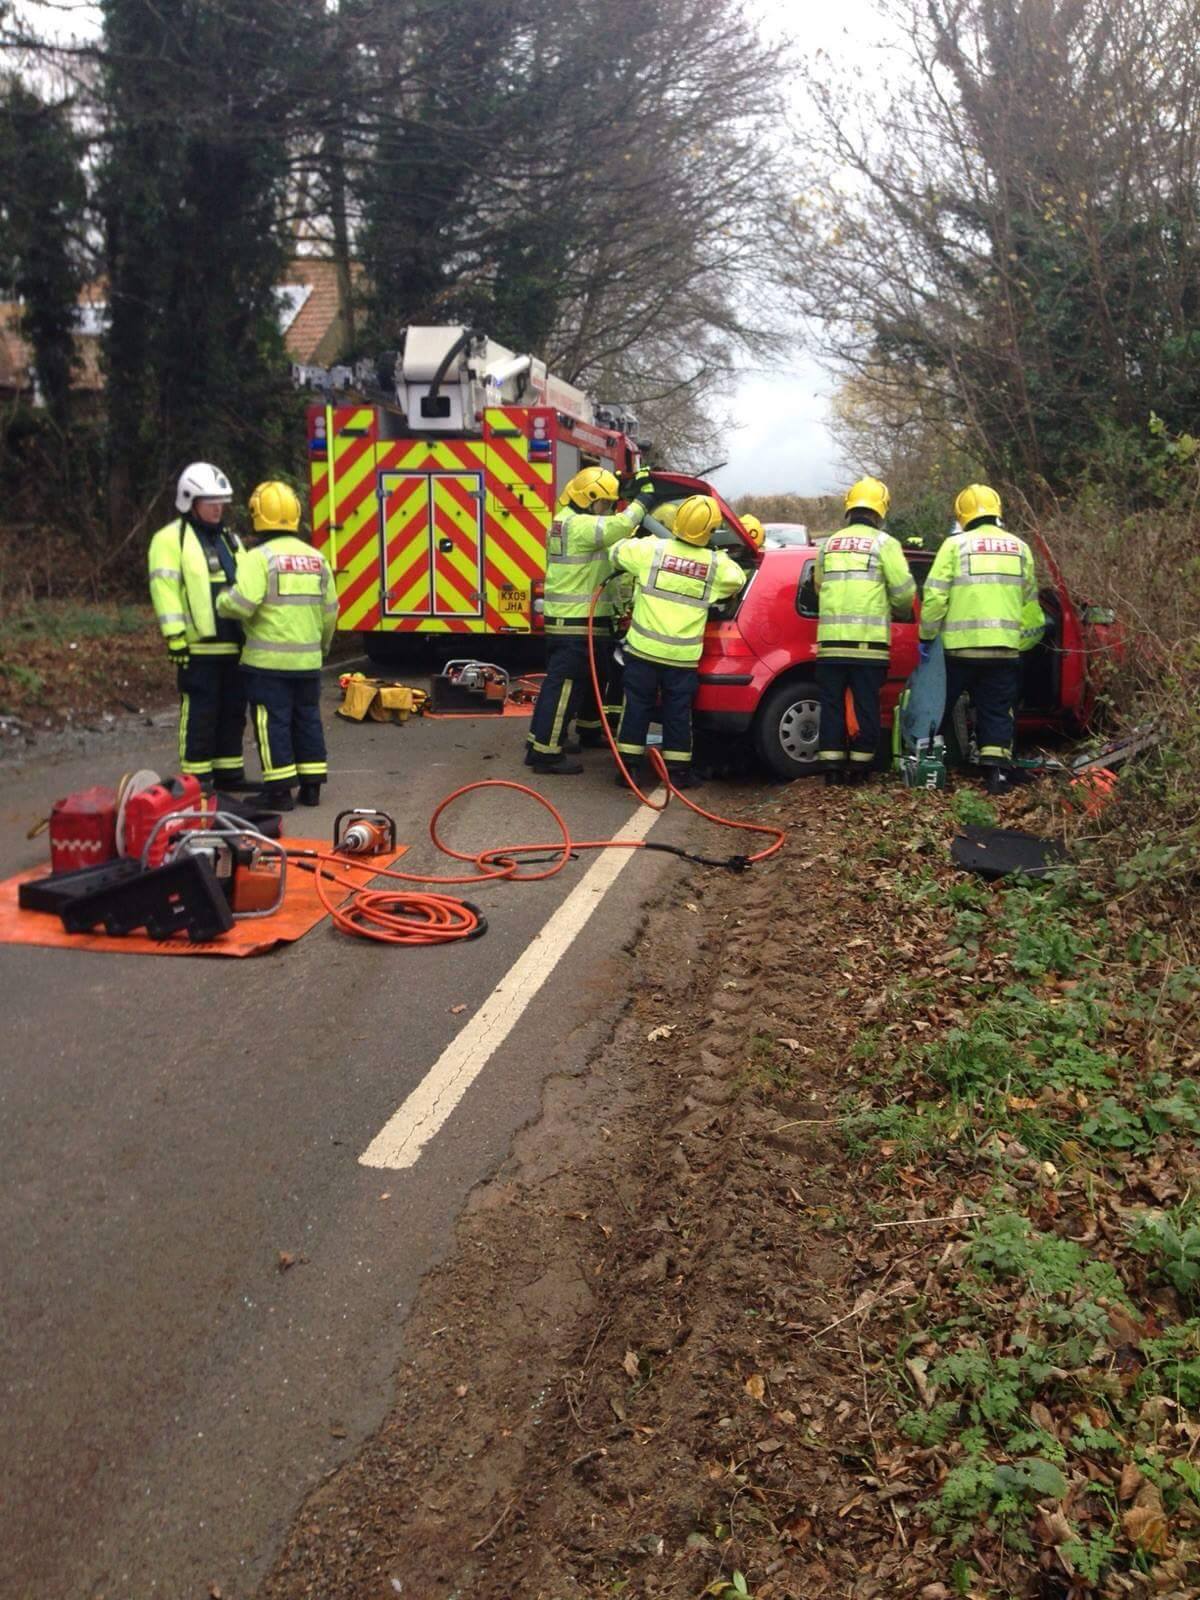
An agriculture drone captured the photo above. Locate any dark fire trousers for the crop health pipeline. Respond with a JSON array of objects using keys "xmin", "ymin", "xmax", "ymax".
[
  {"xmin": 815, "ymin": 659, "xmax": 886, "ymax": 766},
  {"xmin": 528, "ymin": 630, "xmax": 614, "ymax": 757},
  {"xmin": 943, "ymin": 655, "xmax": 1021, "ymax": 764},
  {"xmin": 177, "ymin": 655, "xmax": 246, "ymax": 781},
  {"xmin": 242, "ymin": 667, "xmax": 328, "ymax": 788},
  {"xmin": 616, "ymin": 653, "xmax": 698, "ymax": 772}
]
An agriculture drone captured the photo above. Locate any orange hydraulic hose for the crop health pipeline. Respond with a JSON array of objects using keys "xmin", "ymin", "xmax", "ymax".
[
  {"xmin": 284, "ymin": 580, "xmax": 785, "ymax": 945},
  {"xmin": 585, "ymin": 584, "xmax": 785, "ymax": 865}
]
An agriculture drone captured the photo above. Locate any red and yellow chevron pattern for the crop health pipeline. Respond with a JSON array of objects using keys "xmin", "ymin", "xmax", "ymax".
[{"xmin": 309, "ymin": 403, "xmax": 557, "ymax": 636}]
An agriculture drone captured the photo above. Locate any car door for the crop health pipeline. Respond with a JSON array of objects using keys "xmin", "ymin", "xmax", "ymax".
[{"xmin": 883, "ymin": 549, "xmax": 934, "ymax": 720}]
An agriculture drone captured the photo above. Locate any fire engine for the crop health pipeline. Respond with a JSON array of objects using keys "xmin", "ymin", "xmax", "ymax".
[{"xmin": 300, "ymin": 326, "xmax": 640, "ymax": 660}]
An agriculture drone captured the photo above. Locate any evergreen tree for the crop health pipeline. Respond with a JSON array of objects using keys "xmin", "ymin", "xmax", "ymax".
[
  {"xmin": 99, "ymin": 0, "xmax": 298, "ymax": 534},
  {"xmin": 0, "ymin": 80, "xmax": 85, "ymax": 430}
]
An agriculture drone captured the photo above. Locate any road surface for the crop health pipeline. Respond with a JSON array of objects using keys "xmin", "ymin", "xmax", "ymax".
[{"xmin": 0, "ymin": 680, "xmax": 708, "ymax": 1599}]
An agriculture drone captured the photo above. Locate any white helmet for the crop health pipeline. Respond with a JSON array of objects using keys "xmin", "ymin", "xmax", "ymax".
[{"xmin": 176, "ymin": 461, "xmax": 233, "ymax": 513}]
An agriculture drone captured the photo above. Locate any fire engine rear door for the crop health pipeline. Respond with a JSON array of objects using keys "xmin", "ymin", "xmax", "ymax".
[
  {"xmin": 430, "ymin": 472, "xmax": 485, "ymax": 619},
  {"xmin": 378, "ymin": 471, "xmax": 484, "ymax": 620},
  {"xmin": 379, "ymin": 473, "xmax": 433, "ymax": 617}
]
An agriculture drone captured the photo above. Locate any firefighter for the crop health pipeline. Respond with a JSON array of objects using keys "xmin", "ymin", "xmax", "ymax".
[
  {"xmin": 525, "ymin": 466, "xmax": 658, "ymax": 775},
  {"xmin": 148, "ymin": 461, "xmax": 248, "ymax": 789},
  {"xmin": 814, "ymin": 477, "xmax": 916, "ymax": 785},
  {"xmin": 609, "ymin": 494, "xmax": 746, "ymax": 790},
  {"xmin": 740, "ymin": 512, "xmax": 766, "ymax": 550},
  {"xmin": 216, "ymin": 481, "xmax": 337, "ymax": 811},
  {"xmin": 918, "ymin": 484, "xmax": 1043, "ymax": 794}
]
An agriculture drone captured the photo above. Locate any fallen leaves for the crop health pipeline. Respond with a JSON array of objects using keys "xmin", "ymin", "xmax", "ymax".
[
  {"xmin": 646, "ymin": 1024, "xmax": 675, "ymax": 1042},
  {"xmin": 1123, "ymin": 1485, "xmax": 1170, "ymax": 1554}
]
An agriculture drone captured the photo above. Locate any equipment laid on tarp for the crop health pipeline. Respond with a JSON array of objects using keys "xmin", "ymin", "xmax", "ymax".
[
  {"xmin": 138, "ymin": 809, "xmax": 288, "ymax": 919},
  {"xmin": 430, "ymin": 659, "xmax": 509, "ymax": 714},
  {"xmin": 333, "ymin": 808, "xmax": 397, "ymax": 856},
  {"xmin": 59, "ymin": 852, "xmax": 236, "ymax": 943},
  {"xmin": 337, "ymin": 673, "xmax": 430, "ymax": 723},
  {"xmin": 49, "ymin": 785, "xmax": 119, "ymax": 873},
  {"xmin": 0, "ymin": 833, "xmax": 410, "ymax": 957},
  {"xmin": 951, "ymin": 825, "xmax": 1069, "ymax": 880}
]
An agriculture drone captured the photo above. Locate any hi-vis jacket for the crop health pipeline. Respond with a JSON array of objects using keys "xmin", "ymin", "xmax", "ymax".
[
  {"xmin": 148, "ymin": 517, "xmax": 246, "ymax": 656},
  {"xmin": 814, "ymin": 524, "xmax": 916, "ymax": 660},
  {"xmin": 543, "ymin": 504, "xmax": 647, "ymax": 635},
  {"xmin": 217, "ymin": 534, "xmax": 338, "ymax": 673},
  {"xmin": 919, "ymin": 524, "xmax": 1043, "ymax": 657},
  {"xmin": 610, "ymin": 534, "xmax": 745, "ymax": 666}
]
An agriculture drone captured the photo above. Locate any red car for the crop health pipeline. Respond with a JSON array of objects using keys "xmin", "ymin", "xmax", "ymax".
[{"xmin": 642, "ymin": 473, "xmax": 1120, "ymax": 779}]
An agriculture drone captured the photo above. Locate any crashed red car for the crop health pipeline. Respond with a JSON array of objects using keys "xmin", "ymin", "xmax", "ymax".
[{"xmin": 642, "ymin": 473, "xmax": 1120, "ymax": 779}]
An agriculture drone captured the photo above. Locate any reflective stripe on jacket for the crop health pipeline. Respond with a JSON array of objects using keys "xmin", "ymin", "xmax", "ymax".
[
  {"xmin": 814, "ymin": 525, "xmax": 915, "ymax": 660},
  {"xmin": 147, "ymin": 517, "xmax": 245, "ymax": 656},
  {"xmin": 919, "ymin": 524, "xmax": 1039, "ymax": 657},
  {"xmin": 542, "ymin": 504, "xmax": 646, "ymax": 634},
  {"xmin": 610, "ymin": 535, "xmax": 745, "ymax": 666},
  {"xmin": 217, "ymin": 534, "xmax": 337, "ymax": 672}
]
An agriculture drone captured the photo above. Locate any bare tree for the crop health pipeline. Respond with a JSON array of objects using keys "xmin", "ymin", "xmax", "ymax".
[{"xmin": 781, "ymin": 0, "xmax": 1200, "ymax": 499}]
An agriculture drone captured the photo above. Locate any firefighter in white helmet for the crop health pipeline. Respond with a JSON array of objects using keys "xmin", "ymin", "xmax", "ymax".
[
  {"xmin": 526, "ymin": 465, "xmax": 658, "ymax": 775},
  {"xmin": 147, "ymin": 461, "xmax": 248, "ymax": 788},
  {"xmin": 217, "ymin": 481, "xmax": 338, "ymax": 811},
  {"xmin": 609, "ymin": 494, "xmax": 746, "ymax": 789}
]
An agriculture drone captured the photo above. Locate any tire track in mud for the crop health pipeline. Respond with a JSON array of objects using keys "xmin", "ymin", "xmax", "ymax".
[{"xmin": 262, "ymin": 785, "xmax": 891, "ymax": 1600}]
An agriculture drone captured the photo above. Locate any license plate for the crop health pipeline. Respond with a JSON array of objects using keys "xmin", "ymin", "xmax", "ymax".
[{"xmin": 498, "ymin": 585, "xmax": 525, "ymax": 613}]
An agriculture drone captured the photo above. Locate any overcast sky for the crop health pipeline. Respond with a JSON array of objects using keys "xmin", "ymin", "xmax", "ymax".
[{"xmin": 708, "ymin": 0, "xmax": 889, "ymax": 501}]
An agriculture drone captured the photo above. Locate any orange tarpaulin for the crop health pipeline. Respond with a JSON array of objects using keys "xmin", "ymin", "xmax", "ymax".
[
  {"xmin": 0, "ymin": 838, "xmax": 409, "ymax": 958},
  {"xmin": 425, "ymin": 699, "xmax": 534, "ymax": 720}
]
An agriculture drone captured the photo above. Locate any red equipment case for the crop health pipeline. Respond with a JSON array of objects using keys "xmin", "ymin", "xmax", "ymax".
[{"xmin": 49, "ymin": 786, "xmax": 118, "ymax": 874}]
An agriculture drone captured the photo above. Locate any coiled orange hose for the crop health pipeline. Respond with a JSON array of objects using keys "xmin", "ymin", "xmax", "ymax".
[{"xmin": 287, "ymin": 582, "xmax": 785, "ymax": 944}]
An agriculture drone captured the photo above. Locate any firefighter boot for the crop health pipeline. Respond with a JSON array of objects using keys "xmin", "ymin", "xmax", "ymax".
[
  {"xmin": 985, "ymin": 765, "xmax": 1014, "ymax": 797},
  {"xmin": 668, "ymin": 766, "xmax": 703, "ymax": 791},
  {"xmin": 528, "ymin": 754, "xmax": 584, "ymax": 776},
  {"xmin": 616, "ymin": 761, "xmax": 644, "ymax": 788},
  {"xmin": 824, "ymin": 767, "xmax": 845, "ymax": 788},
  {"xmin": 297, "ymin": 782, "xmax": 322, "ymax": 807},
  {"xmin": 246, "ymin": 784, "xmax": 295, "ymax": 812}
]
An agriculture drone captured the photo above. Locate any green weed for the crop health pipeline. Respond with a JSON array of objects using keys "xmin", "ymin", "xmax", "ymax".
[
  {"xmin": 930, "ymin": 1450, "xmax": 1066, "ymax": 1547},
  {"xmin": 1130, "ymin": 1201, "xmax": 1200, "ymax": 1306},
  {"xmin": 952, "ymin": 790, "xmax": 998, "ymax": 828}
]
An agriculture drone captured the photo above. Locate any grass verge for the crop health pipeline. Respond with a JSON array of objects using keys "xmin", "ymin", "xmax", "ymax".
[{"xmin": 840, "ymin": 810, "xmax": 1200, "ymax": 1598}]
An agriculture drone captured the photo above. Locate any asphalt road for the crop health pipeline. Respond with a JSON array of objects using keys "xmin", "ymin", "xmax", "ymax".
[{"xmin": 0, "ymin": 679, "xmax": 706, "ymax": 1600}]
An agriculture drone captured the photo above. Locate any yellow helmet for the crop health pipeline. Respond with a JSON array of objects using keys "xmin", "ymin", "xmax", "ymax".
[
  {"xmin": 561, "ymin": 465, "xmax": 619, "ymax": 510},
  {"xmin": 844, "ymin": 476, "xmax": 890, "ymax": 520},
  {"xmin": 654, "ymin": 501, "xmax": 679, "ymax": 532},
  {"xmin": 249, "ymin": 480, "xmax": 301, "ymax": 533},
  {"xmin": 740, "ymin": 512, "xmax": 765, "ymax": 549},
  {"xmin": 673, "ymin": 494, "xmax": 722, "ymax": 546},
  {"xmin": 954, "ymin": 483, "xmax": 1003, "ymax": 526}
]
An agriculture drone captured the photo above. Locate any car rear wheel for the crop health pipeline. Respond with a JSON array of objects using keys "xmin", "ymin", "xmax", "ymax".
[{"xmin": 753, "ymin": 678, "xmax": 821, "ymax": 779}]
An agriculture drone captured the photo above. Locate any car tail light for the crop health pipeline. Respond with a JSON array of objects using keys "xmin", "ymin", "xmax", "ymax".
[{"xmin": 531, "ymin": 579, "xmax": 545, "ymax": 631}]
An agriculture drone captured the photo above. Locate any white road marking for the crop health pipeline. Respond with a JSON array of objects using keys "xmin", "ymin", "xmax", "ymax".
[{"xmin": 359, "ymin": 797, "xmax": 664, "ymax": 1170}]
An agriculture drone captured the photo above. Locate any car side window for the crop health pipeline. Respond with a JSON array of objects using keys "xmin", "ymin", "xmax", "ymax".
[{"xmin": 797, "ymin": 559, "xmax": 818, "ymax": 618}]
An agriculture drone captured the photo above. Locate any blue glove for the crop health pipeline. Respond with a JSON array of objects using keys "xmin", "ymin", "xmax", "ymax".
[{"xmin": 917, "ymin": 640, "xmax": 932, "ymax": 665}]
